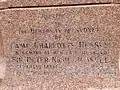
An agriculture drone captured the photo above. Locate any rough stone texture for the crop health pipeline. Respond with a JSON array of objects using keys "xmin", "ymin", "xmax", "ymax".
[
  {"xmin": 1, "ymin": 0, "xmax": 120, "ymax": 9},
  {"xmin": 0, "ymin": 0, "xmax": 8, "ymax": 9},
  {"xmin": 0, "ymin": 4, "xmax": 120, "ymax": 90},
  {"xmin": 0, "ymin": 30, "xmax": 3, "ymax": 83},
  {"xmin": 0, "ymin": 29, "xmax": 3, "ymax": 56},
  {"xmin": 7, "ymin": 0, "xmax": 114, "ymax": 7},
  {"xmin": 0, "ymin": 11, "xmax": 6, "ymax": 87},
  {"xmin": 0, "ymin": 0, "xmax": 118, "ymax": 9},
  {"xmin": 115, "ymin": 0, "xmax": 120, "ymax": 3}
]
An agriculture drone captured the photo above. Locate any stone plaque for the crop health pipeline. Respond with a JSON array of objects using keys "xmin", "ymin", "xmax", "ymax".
[{"xmin": 0, "ymin": 4, "xmax": 120, "ymax": 90}]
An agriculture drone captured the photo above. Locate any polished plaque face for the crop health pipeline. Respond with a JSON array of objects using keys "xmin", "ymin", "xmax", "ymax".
[{"xmin": 0, "ymin": 4, "xmax": 120, "ymax": 89}]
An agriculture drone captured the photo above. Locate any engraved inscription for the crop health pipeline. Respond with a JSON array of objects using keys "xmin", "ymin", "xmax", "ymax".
[
  {"xmin": 2, "ymin": 7, "xmax": 119, "ymax": 79},
  {"xmin": 8, "ymin": 30, "xmax": 118, "ymax": 77}
]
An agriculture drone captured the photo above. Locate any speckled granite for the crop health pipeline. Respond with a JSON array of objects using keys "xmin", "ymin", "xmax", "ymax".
[
  {"xmin": 0, "ymin": 0, "xmax": 119, "ymax": 9},
  {"xmin": 0, "ymin": 0, "xmax": 7, "ymax": 9},
  {"xmin": 0, "ymin": 4, "xmax": 120, "ymax": 90},
  {"xmin": 7, "ymin": 0, "xmax": 114, "ymax": 7},
  {"xmin": 115, "ymin": 0, "xmax": 120, "ymax": 3},
  {"xmin": 0, "ymin": 30, "xmax": 3, "ymax": 56}
]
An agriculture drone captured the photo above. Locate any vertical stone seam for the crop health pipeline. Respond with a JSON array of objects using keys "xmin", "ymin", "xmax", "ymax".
[{"xmin": 0, "ymin": 15, "xmax": 6, "ymax": 86}]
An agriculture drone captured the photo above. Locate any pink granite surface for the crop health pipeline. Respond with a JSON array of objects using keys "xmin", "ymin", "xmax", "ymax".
[
  {"xmin": 8, "ymin": 0, "xmax": 114, "ymax": 7},
  {"xmin": 0, "ymin": 0, "xmax": 118, "ymax": 9},
  {"xmin": 0, "ymin": 4, "xmax": 120, "ymax": 89}
]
